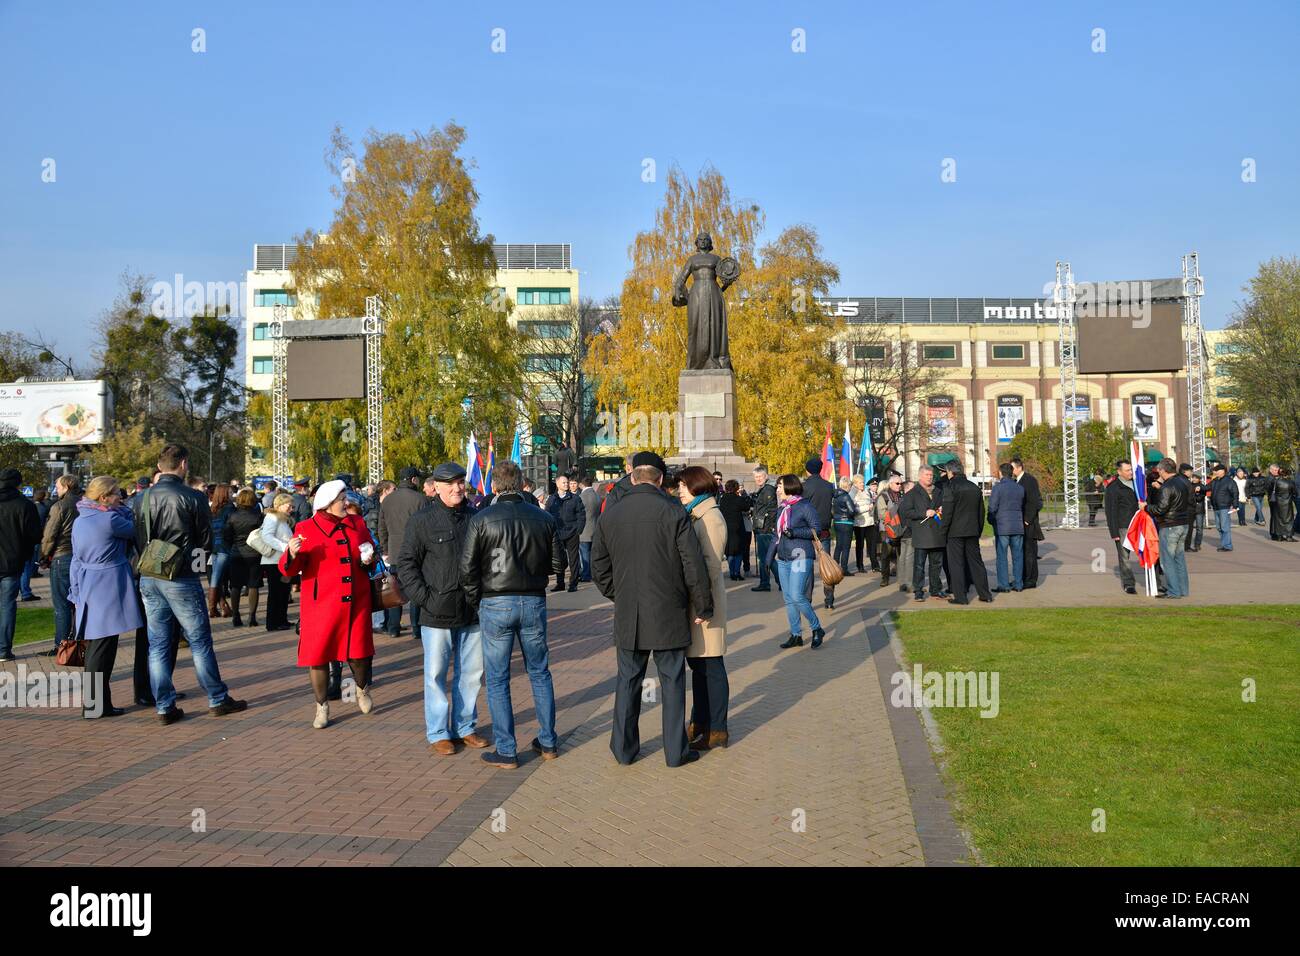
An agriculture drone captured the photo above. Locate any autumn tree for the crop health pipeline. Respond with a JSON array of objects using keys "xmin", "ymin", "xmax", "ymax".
[
  {"xmin": 290, "ymin": 124, "xmax": 525, "ymax": 476},
  {"xmin": 1006, "ymin": 420, "xmax": 1129, "ymax": 494},
  {"xmin": 587, "ymin": 165, "xmax": 854, "ymax": 473},
  {"xmin": 521, "ymin": 296, "xmax": 617, "ymax": 453}
]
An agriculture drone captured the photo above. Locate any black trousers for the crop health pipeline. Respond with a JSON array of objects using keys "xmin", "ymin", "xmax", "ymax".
[
  {"xmin": 912, "ymin": 547, "xmax": 945, "ymax": 595},
  {"xmin": 133, "ymin": 619, "xmax": 179, "ymax": 703},
  {"xmin": 83, "ymin": 634, "xmax": 119, "ymax": 714},
  {"xmin": 1023, "ymin": 536, "xmax": 1040, "ymax": 586},
  {"xmin": 879, "ymin": 538, "xmax": 900, "ymax": 583},
  {"xmin": 833, "ymin": 525, "xmax": 853, "ymax": 571},
  {"xmin": 1114, "ymin": 539, "xmax": 1136, "ymax": 589},
  {"xmin": 687, "ymin": 655, "xmax": 729, "ymax": 734},
  {"xmin": 264, "ymin": 569, "xmax": 291, "ymax": 629},
  {"xmin": 611, "ymin": 646, "xmax": 689, "ymax": 767},
  {"xmin": 945, "ymin": 536, "xmax": 991, "ymax": 602},
  {"xmin": 553, "ymin": 533, "xmax": 580, "ymax": 586},
  {"xmin": 854, "ymin": 526, "xmax": 880, "ymax": 570}
]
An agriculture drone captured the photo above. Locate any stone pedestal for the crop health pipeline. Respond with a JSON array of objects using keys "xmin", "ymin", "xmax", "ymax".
[{"xmin": 665, "ymin": 369, "xmax": 759, "ymax": 482}]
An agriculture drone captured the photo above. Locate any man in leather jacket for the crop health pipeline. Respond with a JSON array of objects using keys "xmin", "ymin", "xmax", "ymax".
[
  {"xmin": 459, "ymin": 460, "xmax": 559, "ymax": 768},
  {"xmin": 750, "ymin": 467, "xmax": 778, "ymax": 592},
  {"xmin": 134, "ymin": 444, "xmax": 245, "ymax": 723},
  {"xmin": 1147, "ymin": 458, "xmax": 1191, "ymax": 599}
]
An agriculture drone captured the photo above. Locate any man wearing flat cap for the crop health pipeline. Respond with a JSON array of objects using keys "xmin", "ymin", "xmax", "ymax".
[
  {"xmin": 591, "ymin": 452, "xmax": 714, "ymax": 767},
  {"xmin": 379, "ymin": 465, "xmax": 427, "ymax": 638},
  {"xmin": 398, "ymin": 462, "xmax": 489, "ymax": 755}
]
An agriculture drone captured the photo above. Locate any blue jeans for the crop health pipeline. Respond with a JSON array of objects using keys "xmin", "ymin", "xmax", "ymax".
[
  {"xmin": 776, "ymin": 557, "xmax": 820, "ymax": 635},
  {"xmin": 579, "ymin": 540, "xmax": 592, "ymax": 581},
  {"xmin": 478, "ymin": 595, "xmax": 555, "ymax": 758},
  {"xmin": 1236, "ymin": 501, "xmax": 1247, "ymax": 525},
  {"xmin": 50, "ymin": 554, "xmax": 73, "ymax": 648},
  {"xmin": 727, "ymin": 555, "xmax": 743, "ymax": 577},
  {"xmin": 1251, "ymin": 495, "xmax": 1265, "ymax": 522},
  {"xmin": 421, "ymin": 624, "xmax": 484, "ymax": 742},
  {"xmin": 0, "ymin": 573, "xmax": 19, "ymax": 658},
  {"xmin": 208, "ymin": 551, "xmax": 230, "ymax": 590},
  {"xmin": 19, "ymin": 545, "xmax": 37, "ymax": 598},
  {"xmin": 755, "ymin": 532, "xmax": 774, "ymax": 587},
  {"xmin": 139, "ymin": 576, "xmax": 230, "ymax": 712},
  {"xmin": 994, "ymin": 534, "xmax": 1024, "ymax": 590},
  {"xmin": 1215, "ymin": 508, "xmax": 1233, "ymax": 550},
  {"xmin": 1158, "ymin": 524, "xmax": 1189, "ymax": 597}
]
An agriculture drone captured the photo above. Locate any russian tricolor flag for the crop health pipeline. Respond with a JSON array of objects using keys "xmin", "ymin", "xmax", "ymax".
[
  {"xmin": 1131, "ymin": 439, "xmax": 1147, "ymax": 504},
  {"xmin": 821, "ymin": 425, "xmax": 835, "ymax": 481},
  {"xmin": 839, "ymin": 420, "xmax": 853, "ymax": 479},
  {"xmin": 1123, "ymin": 438, "xmax": 1158, "ymax": 595},
  {"xmin": 466, "ymin": 432, "xmax": 483, "ymax": 494}
]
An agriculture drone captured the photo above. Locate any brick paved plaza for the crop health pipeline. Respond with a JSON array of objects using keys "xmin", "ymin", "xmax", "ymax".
[{"xmin": 2, "ymin": 522, "xmax": 1296, "ymax": 867}]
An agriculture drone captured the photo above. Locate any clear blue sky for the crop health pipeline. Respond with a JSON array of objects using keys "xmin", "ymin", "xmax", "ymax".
[{"xmin": 2, "ymin": 0, "xmax": 1297, "ymax": 363}]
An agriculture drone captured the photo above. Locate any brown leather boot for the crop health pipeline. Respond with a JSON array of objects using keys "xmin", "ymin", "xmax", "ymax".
[
  {"xmin": 707, "ymin": 730, "xmax": 729, "ymax": 749},
  {"xmin": 207, "ymin": 588, "xmax": 219, "ymax": 616}
]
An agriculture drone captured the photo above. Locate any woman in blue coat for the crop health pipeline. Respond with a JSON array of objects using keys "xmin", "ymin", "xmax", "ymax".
[
  {"xmin": 769, "ymin": 474, "xmax": 826, "ymax": 649},
  {"xmin": 70, "ymin": 476, "xmax": 144, "ymax": 718}
]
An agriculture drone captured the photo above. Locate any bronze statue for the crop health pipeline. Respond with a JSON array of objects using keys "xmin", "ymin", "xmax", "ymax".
[{"xmin": 672, "ymin": 230, "xmax": 739, "ymax": 371}]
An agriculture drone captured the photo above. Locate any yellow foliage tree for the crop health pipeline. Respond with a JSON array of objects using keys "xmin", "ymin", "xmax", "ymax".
[
  {"xmin": 587, "ymin": 165, "xmax": 856, "ymax": 473},
  {"xmin": 86, "ymin": 417, "xmax": 166, "ymax": 485}
]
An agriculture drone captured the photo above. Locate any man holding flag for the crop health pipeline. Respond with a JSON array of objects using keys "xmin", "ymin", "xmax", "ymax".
[
  {"xmin": 1146, "ymin": 458, "xmax": 1190, "ymax": 599},
  {"xmin": 1104, "ymin": 458, "xmax": 1142, "ymax": 595}
]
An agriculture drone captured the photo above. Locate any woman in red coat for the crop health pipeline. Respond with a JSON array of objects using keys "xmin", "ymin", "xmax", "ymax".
[{"xmin": 280, "ymin": 479, "xmax": 376, "ymax": 729}]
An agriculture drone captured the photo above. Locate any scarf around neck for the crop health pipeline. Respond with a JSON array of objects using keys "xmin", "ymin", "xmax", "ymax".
[
  {"xmin": 685, "ymin": 493, "xmax": 712, "ymax": 514},
  {"xmin": 776, "ymin": 495, "xmax": 803, "ymax": 535}
]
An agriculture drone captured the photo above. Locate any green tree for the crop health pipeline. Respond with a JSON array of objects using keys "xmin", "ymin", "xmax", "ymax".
[
  {"xmin": 1217, "ymin": 257, "xmax": 1300, "ymax": 468},
  {"xmin": 85, "ymin": 417, "xmax": 166, "ymax": 485},
  {"xmin": 290, "ymin": 123, "xmax": 525, "ymax": 477},
  {"xmin": 95, "ymin": 273, "xmax": 175, "ymax": 433},
  {"xmin": 170, "ymin": 307, "xmax": 244, "ymax": 478},
  {"xmin": 1006, "ymin": 420, "xmax": 1129, "ymax": 493},
  {"xmin": 0, "ymin": 425, "xmax": 44, "ymax": 479}
]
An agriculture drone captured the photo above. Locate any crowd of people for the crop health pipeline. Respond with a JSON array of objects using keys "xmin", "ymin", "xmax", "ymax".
[{"xmin": 2, "ymin": 442, "xmax": 1297, "ymax": 772}]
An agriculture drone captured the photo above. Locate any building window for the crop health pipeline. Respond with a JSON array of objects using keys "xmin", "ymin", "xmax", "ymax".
[
  {"xmin": 1216, "ymin": 386, "xmax": 1239, "ymax": 398},
  {"xmin": 250, "ymin": 446, "xmax": 267, "ymax": 461},
  {"xmin": 254, "ymin": 289, "xmax": 297, "ymax": 308},
  {"xmin": 519, "ymin": 320, "xmax": 573, "ymax": 338},
  {"xmin": 1214, "ymin": 343, "xmax": 1241, "ymax": 356},
  {"xmin": 922, "ymin": 344, "xmax": 956, "ymax": 361},
  {"xmin": 525, "ymin": 355, "xmax": 569, "ymax": 374},
  {"xmin": 517, "ymin": 288, "xmax": 571, "ymax": 306},
  {"xmin": 991, "ymin": 344, "xmax": 1024, "ymax": 360},
  {"xmin": 852, "ymin": 344, "xmax": 886, "ymax": 361},
  {"xmin": 252, "ymin": 322, "xmax": 270, "ymax": 340},
  {"xmin": 252, "ymin": 357, "xmax": 274, "ymax": 375}
]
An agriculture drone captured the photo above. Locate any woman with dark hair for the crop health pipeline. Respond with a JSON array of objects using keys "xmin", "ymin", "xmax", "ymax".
[
  {"xmin": 223, "ymin": 488, "xmax": 263, "ymax": 628},
  {"xmin": 208, "ymin": 483, "xmax": 235, "ymax": 617},
  {"xmin": 673, "ymin": 466, "xmax": 730, "ymax": 749},
  {"xmin": 769, "ymin": 474, "xmax": 825, "ymax": 649},
  {"xmin": 716, "ymin": 479, "xmax": 750, "ymax": 580}
]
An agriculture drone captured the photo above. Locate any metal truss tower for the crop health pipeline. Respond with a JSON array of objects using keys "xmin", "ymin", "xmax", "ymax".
[
  {"xmin": 363, "ymin": 294, "xmax": 385, "ymax": 486},
  {"xmin": 1182, "ymin": 252, "xmax": 1208, "ymax": 479},
  {"xmin": 271, "ymin": 304, "xmax": 289, "ymax": 479},
  {"xmin": 1054, "ymin": 260, "xmax": 1080, "ymax": 530}
]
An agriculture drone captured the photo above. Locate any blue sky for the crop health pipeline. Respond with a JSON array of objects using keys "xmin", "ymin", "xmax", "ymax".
[{"xmin": 2, "ymin": 0, "xmax": 1297, "ymax": 362}]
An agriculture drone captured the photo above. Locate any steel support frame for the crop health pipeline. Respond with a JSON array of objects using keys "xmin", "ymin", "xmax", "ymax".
[
  {"xmin": 1055, "ymin": 261, "xmax": 1080, "ymax": 530},
  {"xmin": 271, "ymin": 304, "xmax": 289, "ymax": 480},
  {"xmin": 1182, "ymin": 252, "xmax": 1208, "ymax": 480},
  {"xmin": 363, "ymin": 295, "xmax": 384, "ymax": 486}
]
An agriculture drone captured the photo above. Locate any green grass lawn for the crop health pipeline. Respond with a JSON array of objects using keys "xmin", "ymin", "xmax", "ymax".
[
  {"xmin": 12, "ymin": 606, "xmax": 55, "ymax": 646},
  {"xmin": 892, "ymin": 604, "xmax": 1300, "ymax": 866}
]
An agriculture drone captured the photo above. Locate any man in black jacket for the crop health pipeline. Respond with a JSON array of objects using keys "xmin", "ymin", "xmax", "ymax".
[
  {"xmin": 1147, "ymin": 459, "xmax": 1191, "ymax": 598},
  {"xmin": 0, "ymin": 468, "xmax": 42, "ymax": 662},
  {"xmin": 1208, "ymin": 463, "xmax": 1237, "ymax": 551},
  {"xmin": 134, "ymin": 445, "xmax": 245, "ymax": 723},
  {"xmin": 1180, "ymin": 464, "xmax": 1204, "ymax": 552},
  {"xmin": 750, "ymin": 467, "xmax": 778, "ymax": 592},
  {"xmin": 379, "ymin": 466, "xmax": 427, "ymax": 638},
  {"xmin": 591, "ymin": 453, "xmax": 713, "ymax": 768},
  {"xmin": 460, "ymin": 460, "xmax": 559, "ymax": 769},
  {"xmin": 801, "ymin": 457, "xmax": 835, "ymax": 608},
  {"xmin": 1103, "ymin": 459, "xmax": 1141, "ymax": 593},
  {"xmin": 399, "ymin": 462, "xmax": 488, "ymax": 757},
  {"xmin": 901, "ymin": 465, "xmax": 947, "ymax": 601},
  {"xmin": 1011, "ymin": 458, "xmax": 1044, "ymax": 588},
  {"xmin": 546, "ymin": 473, "xmax": 585, "ymax": 592},
  {"xmin": 940, "ymin": 461, "xmax": 991, "ymax": 604}
]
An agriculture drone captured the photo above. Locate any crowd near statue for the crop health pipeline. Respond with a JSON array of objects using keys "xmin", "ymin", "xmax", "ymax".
[{"xmin": 672, "ymin": 230, "xmax": 740, "ymax": 371}]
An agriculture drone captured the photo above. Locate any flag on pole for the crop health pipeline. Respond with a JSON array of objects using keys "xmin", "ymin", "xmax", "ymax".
[
  {"xmin": 1131, "ymin": 439, "xmax": 1147, "ymax": 503},
  {"xmin": 509, "ymin": 428, "xmax": 522, "ymax": 465},
  {"xmin": 483, "ymin": 432, "xmax": 495, "ymax": 496},
  {"xmin": 839, "ymin": 420, "xmax": 853, "ymax": 479},
  {"xmin": 1124, "ymin": 508, "xmax": 1160, "ymax": 596},
  {"xmin": 858, "ymin": 420, "xmax": 871, "ymax": 478},
  {"xmin": 466, "ymin": 432, "xmax": 483, "ymax": 494},
  {"xmin": 821, "ymin": 425, "xmax": 835, "ymax": 481}
]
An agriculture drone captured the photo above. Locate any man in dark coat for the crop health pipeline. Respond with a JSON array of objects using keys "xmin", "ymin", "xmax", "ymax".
[
  {"xmin": 1208, "ymin": 463, "xmax": 1236, "ymax": 552},
  {"xmin": 378, "ymin": 466, "xmax": 427, "ymax": 637},
  {"xmin": 900, "ymin": 465, "xmax": 947, "ymax": 601},
  {"xmin": 290, "ymin": 478, "xmax": 313, "ymax": 525},
  {"xmin": 1103, "ymin": 459, "xmax": 1141, "ymax": 592},
  {"xmin": 800, "ymin": 457, "xmax": 835, "ymax": 608},
  {"xmin": 750, "ymin": 467, "xmax": 778, "ymax": 592},
  {"xmin": 940, "ymin": 461, "xmax": 991, "ymax": 603},
  {"xmin": 1011, "ymin": 458, "xmax": 1043, "ymax": 587},
  {"xmin": 399, "ymin": 462, "xmax": 487, "ymax": 756},
  {"xmin": 0, "ymin": 468, "xmax": 42, "ymax": 662},
  {"xmin": 590, "ymin": 452, "xmax": 713, "ymax": 768},
  {"xmin": 545, "ymin": 473, "xmax": 586, "ymax": 592}
]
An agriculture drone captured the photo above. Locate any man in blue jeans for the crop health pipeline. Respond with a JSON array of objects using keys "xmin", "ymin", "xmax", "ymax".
[
  {"xmin": 1149, "ymin": 458, "xmax": 1191, "ymax": 598},
  {"xmin": 1209, "ymin": 464, "xmax": 1236, "ymax": 551},
  {"xmin": 750, "ymin": 467, "xmax": 778, "ymax": 592},
  {"xmin": 460, "ymin": 460, "xmax": 559, "ymax": 769},
  {"xmin": 988, "ymin": 463, "xmax": 1026, "ymax": 592},
  {"xmin": 134, "ymin": 444, "xmax": 245, "ymax": 723},
  {"xmin": 0, "ymin": 468, "xmax": 43, "ymax": 662},
  {"xmin": 41, "ymin": 474, "xmax": 82, "ymax": 653}
]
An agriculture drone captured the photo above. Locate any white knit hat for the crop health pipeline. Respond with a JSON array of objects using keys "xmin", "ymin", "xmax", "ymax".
[{"xmin": 312, "ymin": 479, "xmax": 347, "ymax": 512}]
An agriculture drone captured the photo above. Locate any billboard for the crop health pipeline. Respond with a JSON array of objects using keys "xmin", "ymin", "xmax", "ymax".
[
  {"xmin": 995, "ymin": 395, "xmax": 1023, "ymax": 443},
  {"xmin": 286, "ymin": 339, "xmax": 366, "ymax": 401},
  {"xmin": 1131, "ymin": 393, "xmax": 1158, "ymax": 441},
  {"xmin": 1077, "ymin": 302, "xmax": 1185, "ymax": 374},
  {"xmin": 927, "ymin": 395, "xmax": 956, "ymax": 444},
  {"xmin": 0, "ymin": 380, "xmax": 112, "ymax": 445}
]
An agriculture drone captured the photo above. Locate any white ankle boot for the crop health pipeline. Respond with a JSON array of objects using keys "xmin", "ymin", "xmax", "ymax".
[
  {"xmin": 313, "ymin": 702, "xmax": 329, "ymax": 729},
  {"xmin": 356, "ymin": 685, "xmax": 373, "ymax": 715}
]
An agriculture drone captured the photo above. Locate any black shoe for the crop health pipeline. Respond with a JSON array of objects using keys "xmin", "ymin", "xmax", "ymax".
[
  {"xmin": 750, "ymin": 585, "xmax": 771, "ymax": 592},
  {"xmin": 1216, "ymin": 547, "xmax": 1231, "ymax": 552},
  {"xmin": 482, "ymin": 751, "xmax": 519, "ymax": 769},
  {"xmin": 993, "ymin": 587, "xmax": 1010, "ymax": 593},
  {"xmin": 1124, "ymin": 586, "xmax": 1137, "ymax": 594},
  {"xmin": 978, "ymin": 595, "xmax": 993, "ymax": 603},
  {"xmin": 567, "ymin": 584, "xmax": 578, "ymax": 592},
  {"xmin": 810, "ymin": 627, "xmax": 825, "ymax": 649},
  {"xmin": 672, "ymin": 750, "xmax": 701, "ymax": 767},
  {"xmin": 135, "ymin": 697, "xmax": 155, "ymax": 707},
  {"xmin": 248, "ymin": 616, "xmax": 258, "ymax": 628},
  {"xmin": 1022, "ymin": 583, "xmax": 1037, "ymax": 590},
  {"xmin": 947, "ymin": 598, "xmax": 969, "ymax": 605},
  {"xmin": 85, "ymin": 706, "xmax": 127, "ymax": 719},
  {"xmin": 20, "ymin": 594, "xmax": 40, "ymax": 602},
  {"xmin": 209, "ymin": 696, "xmax": 247, "ymax": 716},
  {"xmin": 530, "ymin": 737, "xmax": 559, "ymax": 760},
  {"xmin": 778, "ymin": 633, "xmax": 803, "ymax": 649},
  {"xmin": 899, "ymin": 584, "xmax": 909, "ymax": 592},
  {"xmin": 550, "ymin": 583, "xmax": 565, "ymax": 593},
  {"xmin": 157, "ymin": 705, "xmax": 185, "ymax": 725},
  {"xmin": 231, "ymin": 614, "xmax": 243, "ymax": 628},
  {"xmin": 914, "ymin": 593, "xmax": 925, "ymax": 602}
]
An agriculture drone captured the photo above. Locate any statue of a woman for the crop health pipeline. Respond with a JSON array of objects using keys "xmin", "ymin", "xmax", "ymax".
[{"xmin": 672, "ymin": 230, "xmax": 739, "ymax": 371}]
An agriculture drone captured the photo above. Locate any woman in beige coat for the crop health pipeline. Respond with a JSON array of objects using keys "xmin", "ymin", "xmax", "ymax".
[{"xmin": 674, "ymin": 466, "xmax": 729, "ymax": 750}]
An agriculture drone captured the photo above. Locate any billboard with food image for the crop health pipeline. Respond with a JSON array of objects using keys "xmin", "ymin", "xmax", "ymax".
[{"xmin": 0, "ymin": 380, "xmax": 112, "ymax": 444}]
